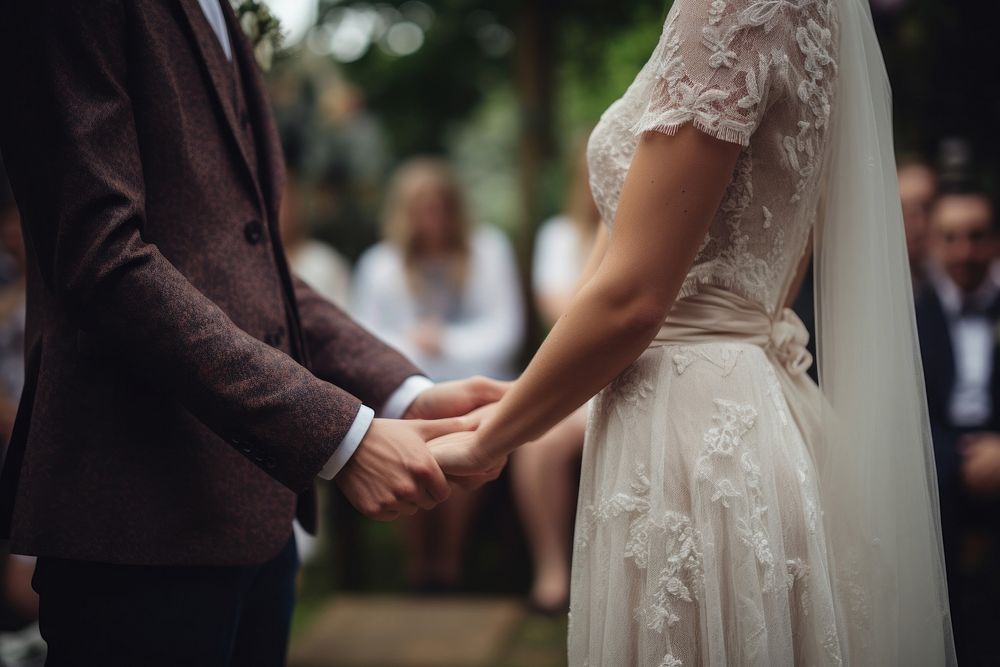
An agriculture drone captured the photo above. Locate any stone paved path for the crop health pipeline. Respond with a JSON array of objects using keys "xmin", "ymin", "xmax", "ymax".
[{"xmin": 288, "ymin": 596, "xmax": 566, "ymax": 667}]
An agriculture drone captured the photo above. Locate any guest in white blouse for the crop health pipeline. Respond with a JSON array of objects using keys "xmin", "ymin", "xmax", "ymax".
[
  {"xmin": 512, "ymin": 142, "xmax": 600, "ymax": 613},
  {"xmin": 531, "ymin": 140, "xmax": 602, "ymax": 324},
  {"xmin": 353, "ymin": 158, "xmax": 523, "ymax": 383},
  {"xmin": 352, "ymin": 157, "xmax": 524, "ymax": 590}
]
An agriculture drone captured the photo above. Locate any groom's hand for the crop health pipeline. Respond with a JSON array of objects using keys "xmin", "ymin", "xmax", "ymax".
[
  {"xmin": 429, "ymin": 429, "xmax": 507, "ymax": 491},
  {"xmin": 403, "ymin": 376, "xmax": 510, "ymax": 421},
  {"xmin": 335, "ymin": 417, "xmax": 473, "ymax": 521}
]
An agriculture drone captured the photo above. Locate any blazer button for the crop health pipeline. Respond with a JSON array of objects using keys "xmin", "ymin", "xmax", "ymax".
[{"xmin": 244, "ymin": 220, "xmax": 264, "ymax": 245}]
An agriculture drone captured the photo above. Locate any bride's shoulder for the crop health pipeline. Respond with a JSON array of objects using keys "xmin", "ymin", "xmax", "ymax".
[
  {"xmin": 631, "ymin": 0, "xmax": 837, "ymax": 146},
  {"xmin": 659, "ymin": 0, "xmax": 838, "ymax": 81},
  {"xmin": 667, "ymin": 0, "xmax": 835, "ymax": 35}
]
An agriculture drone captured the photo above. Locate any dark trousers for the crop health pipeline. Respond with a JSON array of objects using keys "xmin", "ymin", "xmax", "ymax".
[{"xmin": 31, "ymin": 535, "xmax": 298, "ymax": 667}]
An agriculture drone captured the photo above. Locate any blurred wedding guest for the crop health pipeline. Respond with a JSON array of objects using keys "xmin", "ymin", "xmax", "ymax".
[
  {"xmin": 279, "ymin": 136, "xmax": 351, "ymax": 309},
  {"xmin": 0, "ymin": 163, "xmax": 44, "ymax": 667},
  {"xmin": 898, "ymin": 158, "xmax": 938, "ymax": 288},
  {"xmin": 353, "ymin": 157, "xmax": 524, "ymax": 590},
  {"xmin": 915, "ymin": 189, "xmax": 1000, "ymax": 665},
  {"xmin": 511, "ymin": 143, "xmax": 600, "ymax": 613},
  {"xmin": 0, "ymin": 167, "xmax": 24, "ymax": 432},
  {"xmin": 531, "ymin": 140, "xmax": 601, "ymax": 324}
]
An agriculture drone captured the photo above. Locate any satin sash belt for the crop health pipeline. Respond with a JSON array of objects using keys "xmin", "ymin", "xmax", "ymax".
[
  {"xmin": 650, "ymin": 286, "xmax": 821, "ymax": 448},
  {"xmin": 650, "ymin": 286, "xmax": 812, "ymax": 377}
]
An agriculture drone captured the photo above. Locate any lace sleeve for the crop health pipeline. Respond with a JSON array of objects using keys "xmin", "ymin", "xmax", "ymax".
[{"xmin": 633, "ymin": 0, "xmax": 792, "ymax": 147}]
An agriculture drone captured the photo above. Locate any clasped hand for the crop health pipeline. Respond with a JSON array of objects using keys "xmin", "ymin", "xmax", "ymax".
[
  {"xmin": 335, "ymin": 376, "xmax": 510, "ymax": 521},
  {"xmin": 427, "ymin": 406, "xmax": 507, "ymax": 489}
]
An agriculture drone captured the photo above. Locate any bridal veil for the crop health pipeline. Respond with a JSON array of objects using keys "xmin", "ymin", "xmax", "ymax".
[{"xmin": 815, "ymin": 0, "xmax": 956, "ymax": 662}]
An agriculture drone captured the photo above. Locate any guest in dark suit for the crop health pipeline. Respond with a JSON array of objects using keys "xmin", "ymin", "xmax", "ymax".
[
  {"xmin": 0, "ymin": 1, "xmax": 505, "ymax": 665},
  {"xmin": 915, "ymin": 190, "xmax": 1000, "ymax": 666},
  {"xmin": 898, "ymin": 158, "xmax": 938, "ymax": 291}
]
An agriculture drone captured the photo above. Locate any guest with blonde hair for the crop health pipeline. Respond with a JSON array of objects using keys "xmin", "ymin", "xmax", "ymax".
[{"xmin": 353, "ymin": 157, "xmax": 524, "ymax": 590}]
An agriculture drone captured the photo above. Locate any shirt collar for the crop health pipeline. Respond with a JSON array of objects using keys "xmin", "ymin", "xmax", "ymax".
[{"xmin": 926, "ymin": 259, "xmax": 1000, "ymax": 318}]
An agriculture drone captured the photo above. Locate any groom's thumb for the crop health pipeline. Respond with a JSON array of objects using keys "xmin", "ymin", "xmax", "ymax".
[{"xmin": 416, "ymin": 416, "xmax": 477, "ymax": 440}]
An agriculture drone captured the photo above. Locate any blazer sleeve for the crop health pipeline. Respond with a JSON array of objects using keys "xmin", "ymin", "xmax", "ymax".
[
  {"xmin": 293, "ymin": 275, "xmax": 423, "ymax": 411},
  {"xmin": 0, "ymin": 0, "xmax": 359, "ymax": 493}
]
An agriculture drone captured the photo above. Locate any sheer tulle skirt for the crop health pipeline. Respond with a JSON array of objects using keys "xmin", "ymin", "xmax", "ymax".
[{"xmin": 569, "ymin": 343, "xmax": 843, "ymax": 667}]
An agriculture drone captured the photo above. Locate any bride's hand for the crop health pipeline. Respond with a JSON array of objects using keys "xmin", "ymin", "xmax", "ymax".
[{"xmin": 429, "ymin": 430, "xmax": 506, "ymax": 490}]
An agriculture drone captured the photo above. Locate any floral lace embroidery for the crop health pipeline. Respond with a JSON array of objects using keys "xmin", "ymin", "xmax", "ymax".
[
  {"xmin": 587, "ymin": 0, "xmax": 838, "ymax": 312},
  {"xmin": 576, "ymin": 463, "xmax": 705, "ymax": 642},
  {"xmin": 764, "ymin": 363, "xmax": 821, "ymax": 535},
  {"xmin": 610, "ymin": 361, "xmax": 656, "ymax": 408},
  {"xmin": 708, "ymin": 0, "xmax": 726, "ymax": 26},
  {"xmin": 763, "ymin": 363, "xmax": 790, "ymax": 427},
  {"xmin": 695, "ymin": 399, "xmax": 780, "ymax": 591},
  {"xmin": 671, "ymin": 345, "xmax": 742, "ymax": 376},
  {"xmin": 824, "ymin": 628, "xmax": 845, "ymax": 666},
  {"xmin": 637, "ymin": 24, "xmax": 759, "ymax": 145},
  {"xmin": 575, "ymin": 463, "xmax": 652, "ymax": 554},
  {"xmin": 786, "ymin": 558, "xmax": 812, "ymax": 616},
  {"xmin": 682, "ymin": 148, "xmax": 777, "ymax": 303},
  {"xmin": 695, "ymin": 399, "xmax": 756, "ymax": 465},
  {"xmin": 577, "ymin": 388, "xmax": 842, "ymax": 663},
  {"xmin": 784, "ymin": 13, "xmax": 837, "ymax": 204},
  {"xmin": 634, "ymin": 510, "xmax": 705, "ymax": 633},
  {"xmin": 659, "ymin": 654, "xmax": 684, "ymax": 667},
  {"xmin": 589, "ymin": 356, "xmax": 656, "ymax": 426},
  {"xmin": 635, "ymin": 0, "xmax": 791, "ymax": 144},
  {"xmin": 798, "ymin": 456, "xmax": 820, "ymax": 535}
]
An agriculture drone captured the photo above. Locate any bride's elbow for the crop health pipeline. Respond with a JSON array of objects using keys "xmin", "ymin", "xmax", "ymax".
[
  {"xmin": 622, "ymin": 298, "xmax": 669, "ymax": 337},
  {"xmin": 593, "ymin": 282, "xmax": 668, "ymax": 338}
]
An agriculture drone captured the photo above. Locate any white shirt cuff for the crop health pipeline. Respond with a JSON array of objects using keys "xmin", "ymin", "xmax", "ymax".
[
  {"xmin": 317, "ymin": 405, "xmax": 375, "ymax": 480},
  {"xmin": 380, "ymin": 375, "xmax": 435, "ymax": 419}
]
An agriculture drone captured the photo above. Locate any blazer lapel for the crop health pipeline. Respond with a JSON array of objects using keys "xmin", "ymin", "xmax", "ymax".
[
  {"xmin": 221, "ymin": 0, "xmax": 285, "ymax": 221},
  {"xmin": 218, "ymin": 1, "xmax": 306, "ymax": 362},
  {"xmin": 174, "ymin": 0, "xmax": 262, "ymax": 205}
]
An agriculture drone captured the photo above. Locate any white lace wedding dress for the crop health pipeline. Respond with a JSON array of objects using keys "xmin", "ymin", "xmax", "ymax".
[{"xmin": 569, "ymin": 0, "xmax": 845, "ymax": 664}]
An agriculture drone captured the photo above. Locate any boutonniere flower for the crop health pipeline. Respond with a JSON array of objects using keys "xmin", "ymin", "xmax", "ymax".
[{"xmin": 232, "ymin": 0, "xmax": 283, "ymax": 71}]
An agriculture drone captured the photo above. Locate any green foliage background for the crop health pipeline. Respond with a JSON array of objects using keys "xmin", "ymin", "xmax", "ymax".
[{"xmin": 278, "ymin": 0, "xmax": 999, "ymax": 256}]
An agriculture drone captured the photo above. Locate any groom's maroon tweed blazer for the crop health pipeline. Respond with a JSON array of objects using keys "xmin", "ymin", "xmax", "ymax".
[{"xmin": 0, "ymin": 0, "xmax": 420, "ymax": 565}]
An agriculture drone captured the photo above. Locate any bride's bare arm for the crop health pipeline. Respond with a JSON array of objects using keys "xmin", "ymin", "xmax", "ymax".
[
  {"xmin": 462, "ymin": 126, "xmax": 740, "ymax": 466},
  {"xmin": 572, "ymin": 223, "xmax": 610, "ymax": 294}
]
